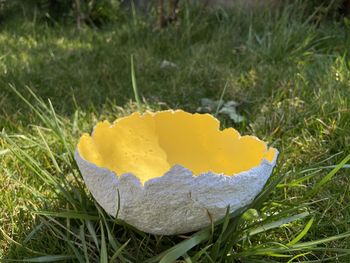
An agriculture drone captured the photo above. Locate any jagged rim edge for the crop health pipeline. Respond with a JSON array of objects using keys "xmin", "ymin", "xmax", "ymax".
[
  {"xmin": 74, "ymin": 148, "xmax": 279, "ymax": 188},
  {"xmin": 78, "ymin": 109, "xmax": 278, "ymax": 184}
]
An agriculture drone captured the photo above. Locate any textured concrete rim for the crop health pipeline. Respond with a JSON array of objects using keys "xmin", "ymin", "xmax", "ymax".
[{"xmin": 75, "ymin": 148, "xmax": 278, "ymax": 235}]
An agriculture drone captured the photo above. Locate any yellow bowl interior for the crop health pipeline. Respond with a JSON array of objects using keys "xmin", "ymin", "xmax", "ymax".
[{"xmin": 78, "ymin": 110, "xmax": 277, "ymax": 184}]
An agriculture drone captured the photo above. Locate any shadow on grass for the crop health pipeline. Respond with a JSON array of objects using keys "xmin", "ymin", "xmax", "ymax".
[{"xmin": 0, "ymin": 15, "xmax": 233, "ymax": 120}]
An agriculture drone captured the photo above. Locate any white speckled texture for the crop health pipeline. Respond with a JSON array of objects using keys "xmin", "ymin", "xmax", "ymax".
[{"xmin": 75, "ymin": 150, "xmax": 278, "ymax": 235}]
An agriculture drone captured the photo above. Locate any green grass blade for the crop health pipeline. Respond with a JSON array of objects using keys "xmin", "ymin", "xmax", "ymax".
[
  {"xmin": 250, "ymin": 170, "xmax": 288, "ymax": 210},
  {"xmin": 214, "ymin": 81, "xmax": 228, "ymax": 117},
  {"xmin": 0, "ymin": 227, "xmax": 44, "ymax": 256},
  {"xmin": 4, "ymin": 136, "xmax": 58, "ymax": 188},
  {"xmin": 23, "ymin": 222, "xmax": 45, "ymax": 244},
  {"xmin": 130, "ymin": 54, "xmax": 141, "ymax": 112},
  {"xmin": 42, "ymin": 220, "xmax": 85, "ymax": 263},
  {"xmin": 234, "ymin": 231, "xmax": 350, "ymax": 257},
  {"xmin": 286, "ymin": 252, "xmax": 312, "ymax": 263},
  {"xmin": 33, "ymin": 210, "xmax": 99, "ymax": 220},
  {"xmin": 210, "ymin": 207, "xmax": 230, "ymax": 261},
  {"xmin": 239, "ymin": 212, "xmax": 310, "ymax": 241},
  {"xmin": 183, "ymin": 253, "xmax": 193, "ymax": 263},
  {"xmin": 0, "ymin": 149, "xmax": 10, "ymax": 156},
  {"xmin": 100, "ymin": 222, "xmax": 108, "ymax": 263},
  {"xmin": 8, "ymin": 84, "xmax": 48, "ymax": 126},
  {"xmin": 109, "ymin": 239, "xmax": 130, "ymax": 263},
  {"xmin": 79, "ymin": 224, "xmax": 90, "ymax": 263},
  {"xmin": 289, "ymin": 231, "xmax": 350, "ymax": 250},
  {"xmin": 191, "ymin": 245, "xmax": 213, "ymax": 262},
  {"xmin": 298, "ymin": 252, "xmax": 350, "ymax": 262},
  {"xmin": 35, "ymin": 126, "xmax": 62, "ymax": 173},
  {"xmin": 308, "ymin": 154, "xmax": 350, "ymax": 197},
  {"xmin": 86, "ymin": 220, "xmax": 100, "ymax": 252},
  {"xmin": 159, "ymin": 229, "xmax": 211, "ymax": 263},
  {"xmin": 144, "ymin": 229, "xmax": 211, "ymax": 263},
  {"xmin": 13, "ymin": 255, "xmax": 75, "ymax": 262},
  {"xmin": 47, "ymin": 99, "xmax": 73, "ymax": 156},
  {"xmin": 287, "ymin": 217, "xmax": 314, "ymax": 246},
  {"xmin": 4, "ymin": 168, "xmax": 46, "ymax": 199},
  {"xmin": 95, "ymin": 205, "xmax": 119, "ymax": 251}
]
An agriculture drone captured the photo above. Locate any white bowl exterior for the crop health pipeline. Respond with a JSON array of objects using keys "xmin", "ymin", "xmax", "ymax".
[{"xmin": 75, "ymin": 150, "xmax": 278, "ymax": 235}]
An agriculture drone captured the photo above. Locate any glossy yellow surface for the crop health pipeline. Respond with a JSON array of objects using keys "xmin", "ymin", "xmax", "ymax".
[{"xmin": 78, "ymin": 110, "xmax": 277, "ymax": 184}]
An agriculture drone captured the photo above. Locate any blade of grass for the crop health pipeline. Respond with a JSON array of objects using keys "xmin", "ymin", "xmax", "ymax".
[
  {"xmin": 4, "ymin": 135, "xmax": 59, "ymax": 188},
  {"xmin": 33, "ymin": 210, "xmax": 99, "ymax": 220},
  {"xmin": 286, "ymin": 252, "xmax": 312, "ymax": 263},
  {"xmin": 23, "ymin": 222, "xmax": 45, "ymax": 244},
  {"xmin": 45, "ymin": 216, "xmax": 86, "ymax": 242},
  {"xmin": 43, "ymin": 221, "xmax": 85, "ymax": 263},
  {"xmin": 239, "ymin": 212, "xmax": 310, "ymax": 242},
  {"xmin": 250, "ymin": 170, "xmax": 288, "ymax": 210},
  {"xmin": 109, "ymin": 239, "xmax": 131, "ymax": 263},
  {"xmin": 298, "ymin": 252, "xmax": 350, "ymax": 262},
  {"xmin": 210, "ymin": 207, "xmax": 231, "ymax": 261},
  {"xmin": 221, "ymin": 170, "xmax": 288, "ymax": 244},
  {"xmin": 159, "ymin": 229, "xmax": 211, "ymax": 263},
  {"xmin": 145, "ymin": 228, "xmax": 211, "ymax": 263},
  {"xmin": 0, "ymin": 227, "xmax": 44, "ymax": 256},
  {"xmin": 79, "ymin": 224, "xmax": 90, "ymax": 263},
  {"xmin": 9, "ymin": 84, "xmax": 48, "ymax": 127},
  {"xmin": 4, "ymin": 168, "xmax": 46, "ymax": 200},
  {"xmin": 214, "ymin": 81, "xmax": 228, "ymax": 117},
  {"xmin": 130, "ymin": 54, "xmax": 141, "ymax": 112},
  {"xmin": 287, "ymin": 217, "xmax": 314, "ymax": 246},
  {"xmin": 0, "ymin": 149, "xmax": 10, "ymax": 155},
  {"xmin": 233, "ymin": 231, "xmax": 350, "ymax": 258},
  {"xmin": 98, "ymin": 213, "xmax": 119, "ymax": 251},
  {"xmin": 35, "ymin": 126, "xmax": 62, "ymax": 173},
  {"xmin": 183, "ymin": 253, "xmax": 193, "ymax": 263},
  {"xmin": 100, "ymin": 222, "xmax": 108, "ymax": 263},
  {"xmin": 86, "ymin": 220, "xmax": 100, "ymax": 252},
  {"xmin": 308, "ymin": 153, "xmax": 350, "ymax": 197},
  {"xmin": 191, "ymin": 244, "xmax": 213, "ymax": 263},
  {"xmin": 47, "ymin": 99, "xmax": 73, "ymax": 158},
  {"xmin": 9, "ymin": 255, "xmax": 75, "ymax": 262}
]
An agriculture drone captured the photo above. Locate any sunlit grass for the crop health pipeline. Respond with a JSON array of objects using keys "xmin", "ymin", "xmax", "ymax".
[{"xmin": 1, "ymin": 2, "xmax": 350, "ymax": 262}]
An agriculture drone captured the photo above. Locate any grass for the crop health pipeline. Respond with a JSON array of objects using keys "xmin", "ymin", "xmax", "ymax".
[{"xmin": 1, "ymin": 2, "xmax": 350, "ymax": 262}]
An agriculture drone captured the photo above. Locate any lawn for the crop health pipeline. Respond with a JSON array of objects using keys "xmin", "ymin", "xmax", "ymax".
[{"xmin": 1, "ymin": 2, "xmax": 350, "ymax": 262}]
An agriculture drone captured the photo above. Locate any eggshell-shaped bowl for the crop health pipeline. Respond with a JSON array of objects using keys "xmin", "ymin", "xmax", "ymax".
[{"xmin": 75, "ymin": 110, "xmax": 278, "ymax": 235}]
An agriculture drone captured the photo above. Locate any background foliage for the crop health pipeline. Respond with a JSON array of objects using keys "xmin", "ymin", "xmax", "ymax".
[
  {"xmin": 0, "ymin": 0, "xmax": 122, "ymax": 26},
  {"xmin": 0, "ymin": 0, "xmax": 349, "ymax": 27}
]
